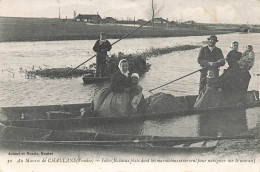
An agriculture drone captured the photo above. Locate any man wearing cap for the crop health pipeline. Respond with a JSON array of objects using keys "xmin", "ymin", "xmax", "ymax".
[
  {"xmin": 197, "ymin": 35, "xmax": 225, "ymax": 93},
  {"xmin": 93, "ymin": 32, "xmax": 112, "ymax": 77}
]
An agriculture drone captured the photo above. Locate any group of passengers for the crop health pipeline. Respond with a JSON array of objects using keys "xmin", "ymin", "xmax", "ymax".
[
  {"xmin": 195, "ymin": 35, "xmax": 255, "ymax": 108},
  {"xmin": 85, "ymin": 33, "xmax": 255, "ymax": 117}
]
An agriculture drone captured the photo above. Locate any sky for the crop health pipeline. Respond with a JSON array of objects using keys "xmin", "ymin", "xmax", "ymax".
[{"xmin": 0, "ymin": 0, "xmax": 260, "ymax": 24}]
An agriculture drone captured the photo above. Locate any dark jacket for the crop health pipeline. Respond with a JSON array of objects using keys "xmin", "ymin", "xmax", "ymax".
[
  {"xmin": 198, "ymin": 46, "xmax": 225, "ymax": 69},
  {"xmin": 197, "ymin": 46, "xmax": 225, "ymax": 92},
  {"xmin": 218, "ymin": 50, "xmax": 248, "ymax": 93},
  {"xmin": 110, "ymin": 71, "xmax": 131, "ymax": 93},
  {"xmin": 93, "ymin": 40, "xmax": 112, "ymax": 63},
  {"xmin": 226, "ymin": 50, "xmax": 242, "ymax": 68}
]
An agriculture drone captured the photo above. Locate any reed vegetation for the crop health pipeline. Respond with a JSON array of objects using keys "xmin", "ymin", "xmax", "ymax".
[{"xmin": 30, "ymin": 44, "xmax": 201, "ymax": 78}]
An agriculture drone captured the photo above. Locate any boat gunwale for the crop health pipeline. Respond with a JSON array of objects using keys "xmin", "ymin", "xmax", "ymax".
[
  {"xmin": 0, "ymin": 139, "xmax": 218, "ymax": 152},
  {"xmin": 0, "ymin": 103, "xmax": 90, "ymax": 109},
  {"xmin": 1, "ymin": 100, "xmax": 259, "ymax": 123}
]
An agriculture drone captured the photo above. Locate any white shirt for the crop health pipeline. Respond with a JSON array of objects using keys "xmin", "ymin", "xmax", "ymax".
[{"xmin": 208, "ymin": 46, "xmax": 215, "ymax": 52}]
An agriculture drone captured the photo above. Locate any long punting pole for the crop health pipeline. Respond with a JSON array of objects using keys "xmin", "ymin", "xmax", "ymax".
[
  {"xmin": 67, "ymin": 20, "xmax": 152, "ymax": 75},
  {"xmin": 149, "ymin": 68, "xmax": 204, "ymax": 93}
]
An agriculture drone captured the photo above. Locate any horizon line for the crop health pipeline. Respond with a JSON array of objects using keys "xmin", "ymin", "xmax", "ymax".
[{"xmin": 0, "ymin": 16, "xmax": 258, "ymax": 26}]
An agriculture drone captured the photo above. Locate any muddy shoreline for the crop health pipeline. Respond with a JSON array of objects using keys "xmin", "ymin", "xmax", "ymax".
[{"xmin": 210, "ymin": 122, "xmax": 260, "ymax": 158}]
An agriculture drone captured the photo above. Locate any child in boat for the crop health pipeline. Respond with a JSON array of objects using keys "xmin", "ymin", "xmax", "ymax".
[
  {"xmin": 130, "ymin": 73, "xmax": 145, "ymax": 114},
  {"xmin": 237, "ymin": 44, "xmax": 255, "ymax": 71},
  {"xmin": 194, "ymin": 70, "xmax": 221, "ymax": 109}
]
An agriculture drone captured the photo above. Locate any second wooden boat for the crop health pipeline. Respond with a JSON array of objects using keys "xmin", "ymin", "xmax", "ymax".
[{"xmin": 0, "ymin": 125, "xmax": 239, "ymax": 152}]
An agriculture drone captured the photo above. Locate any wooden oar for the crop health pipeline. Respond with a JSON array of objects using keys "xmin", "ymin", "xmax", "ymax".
[
  {"xmin": 67, "ymin": 20, "xmax": 152, "ymax": 75},
  {"xmin": 149, "ymin": 68, "xmax": 205, "ymax": 93}
]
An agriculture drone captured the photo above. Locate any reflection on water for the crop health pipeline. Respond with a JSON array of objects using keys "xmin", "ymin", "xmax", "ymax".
[
  {"xmin": 141, "ymin": 116, "xmax": 199, "ymax": 137},
  {"xmin": 75, "ymin": 108, "xmax": 259, "ymax": 137},
  {"xmin": 79, "ymin": 116, "xmax": 199, "ymax": 137},
  {"xmin": 0, "ymin": 33, "xmax": 259, "ymax": 107},
  {"xmin": 199, "ymin": 109, "xmax": 248, "ymax": 137}
]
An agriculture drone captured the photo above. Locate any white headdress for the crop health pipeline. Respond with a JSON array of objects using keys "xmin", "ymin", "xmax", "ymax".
[
  {"xmin": 131, "ymin": 73, "xmax": 139, "ymax": 79},
  {"xmin": 118, "ymin": 59, "xmax": 129, "ymax": 77}
]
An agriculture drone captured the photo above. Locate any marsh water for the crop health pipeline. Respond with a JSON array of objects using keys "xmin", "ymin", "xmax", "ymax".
[{"xmin": 0, "ymin": 33, "xmax": 260, "ymax": 137}]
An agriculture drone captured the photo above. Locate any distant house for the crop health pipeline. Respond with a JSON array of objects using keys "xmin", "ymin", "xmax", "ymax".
[
  {"xmin": 103, "ymin": 17, "xmax": 117, "ymax": 24},
  {"xmin": 183, "ymin": 20, "xmax": 196, "ymax": 25},
  {"xmin": 153, "ymin": 18, "xmax": 169, "ymax": 26},
  {"xmin": 170, "ymin": 21, "xmax": 177, "ymax": 25},
  {"xmin": 137, "ymin": 19, "xmax": 147, "ymax": 25},
  {"xmin": 75, "ymin": 14, "xmax": 102, "ymax": 24}
]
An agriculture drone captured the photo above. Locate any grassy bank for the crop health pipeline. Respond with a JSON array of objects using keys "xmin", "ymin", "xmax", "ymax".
[
  {"xmin": 29, "ymin": 44, "xmax": 201, "ymax": 78},
  {"xmin": 0, "ymin": 17, "xmax": 234, "ymax": 42}
]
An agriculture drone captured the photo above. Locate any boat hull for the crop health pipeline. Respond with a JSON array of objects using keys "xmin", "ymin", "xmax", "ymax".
[
  {"xmin": 0, "ymin": 91, "xmax": 259, "ymax": 130},
  {"xmin": 0, "ymin": 139, "xmax": 219, "ymax": 153},
  {"xmin": 0, "ymin": 125, "xmax": 223, "ymax": 153}
]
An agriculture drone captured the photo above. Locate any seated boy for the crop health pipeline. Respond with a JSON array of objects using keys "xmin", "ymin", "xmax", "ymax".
[{"xmin": 130, "ymin": 73, "xmax": 145, "ymax": 114}]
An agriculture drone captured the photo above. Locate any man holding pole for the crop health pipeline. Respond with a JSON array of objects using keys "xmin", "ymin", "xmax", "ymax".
[
  {"xmin": 93, "ymin": 32, "xmax": 112, "ymax": 77},
  {"xmin": 67, "ymin": 20, "xmax": 151, "ymax": 76},
  {"xmin": 197, "ymin": 35, "xmax": 225, "ymax": 93}
]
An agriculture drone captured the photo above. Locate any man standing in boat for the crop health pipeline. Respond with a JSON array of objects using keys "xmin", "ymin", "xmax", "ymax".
[
  {"xmin": 197, "ymin": 35, "xmax": 225, "ymax": 93},
  {"xmin": 93, "ymin": 32, "xmax": 112, "ymax": 77}
]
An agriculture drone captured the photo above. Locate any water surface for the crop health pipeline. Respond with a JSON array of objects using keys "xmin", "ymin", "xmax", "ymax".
[{"xmin": 0, "ymin": 33, "xmax": 259, "ymax": 137}]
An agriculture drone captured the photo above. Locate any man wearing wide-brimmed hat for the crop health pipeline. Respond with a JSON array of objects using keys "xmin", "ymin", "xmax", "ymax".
[{"xmin": 197, "ymin": 35, "xmax": 225, "ymax": 93}]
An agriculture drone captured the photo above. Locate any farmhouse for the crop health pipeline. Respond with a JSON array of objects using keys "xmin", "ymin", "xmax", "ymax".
[
  {"xmin": 183, "ymin": 20, "xmax": 196, "ymax": 25},
  {"xmin": 75, "ymin": 14, "xmax": 102, "ymax": 24},
  {"xmin": 103, "ymin": 17, "xmax": 117, "ymax": 23},
  {"xmin": 153, "ymin": 18, "xmax": 169, "ymax": 26}
]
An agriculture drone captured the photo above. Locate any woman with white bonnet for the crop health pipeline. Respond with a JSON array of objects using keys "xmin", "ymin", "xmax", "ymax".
[
  {"xmin": 93, "ymin": 59, "xmax": 132, "ymax": 116},
  {"xmin": 226, "ymin": 41, "xmax": 242, "ymax": 68},
  {"xmin": 218, "ymin": 41, "xmax": 250, "ymax": 105},
  {"xmin": 218, "ymin": 41, "xmax": 242, "ymax": 90}
]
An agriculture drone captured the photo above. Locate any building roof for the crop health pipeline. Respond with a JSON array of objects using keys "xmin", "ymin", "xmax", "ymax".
[
  {"xmin": 104, "ymin": 17, "xmax": 116, "ymax": 20},
  {"xmin": 75, "ymin": 14, "xmax": 102, "ymax": 20},
  {"xmin": 183, "ymin": 20, "xmax": 196, "ymax": 24},
  {"xmin": 153, "ymin": 17, "xmax": 169, "ymax": 23}
]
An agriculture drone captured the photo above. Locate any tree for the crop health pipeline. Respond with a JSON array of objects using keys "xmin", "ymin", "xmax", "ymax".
[{"xmin": 146, "ymin": 0, "xmax": 162, "ymax": 28}]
